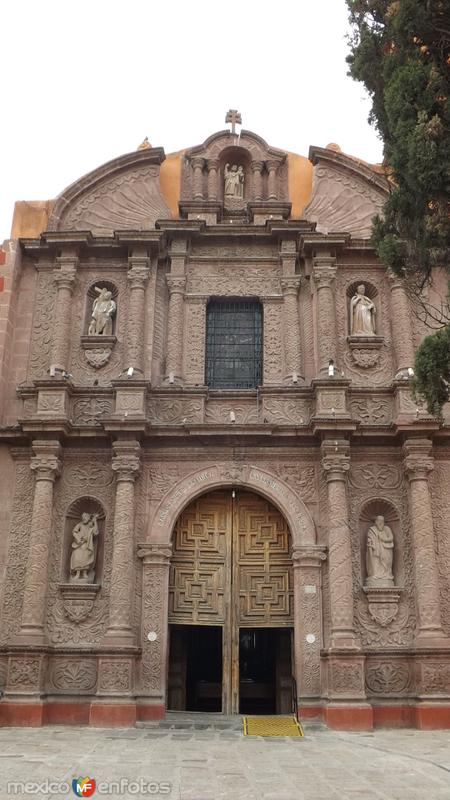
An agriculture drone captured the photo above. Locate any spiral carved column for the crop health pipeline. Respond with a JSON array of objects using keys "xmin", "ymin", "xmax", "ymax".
[
  {"xmin": 103, "ymin": 440, "xmax": 141, "ymax": 646},
  {"xmin": 126, "ymin": 254, "xmax": 150, "ymax": 375},
  {"xmin": 17, "ymin": 441, "xmax": 62, "ymax": 644},
  {"xmin": 165, "ymin": 276, "xmax": 186, "ymax": 383},
  {"xmin": 403, "ymin": 439, "xmax": 449, "ymax": 646},
  {"xmin": 312, "ymin": 256, "xmax": 338, "ymax": 375},
  {"xmin": 322, "ymin": 440, "xmax": 359, "ymax": 650},
  {"xmin": 51, "ymin": 256, "xmax": 77, "ymax": 371}
]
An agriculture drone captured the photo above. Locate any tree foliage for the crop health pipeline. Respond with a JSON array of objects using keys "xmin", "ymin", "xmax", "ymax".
[
  {"xmin": 346, "ymin": 0, "xmax": 450, "ymax": 415},
  {"xmin": 346, "ymin": 0, "xmax": 450, "ymax": 281}
]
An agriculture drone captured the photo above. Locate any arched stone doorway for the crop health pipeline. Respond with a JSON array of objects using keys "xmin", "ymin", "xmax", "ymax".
[
  {"xmin": 137, "ymin": 465, "xmax": 326, "ymax": 721},
  {"xmin": 167, "ymin": 489, "xmax": 294, "ymax": 714}
]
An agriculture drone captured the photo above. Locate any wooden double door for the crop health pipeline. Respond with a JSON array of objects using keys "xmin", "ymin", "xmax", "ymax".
[{"xmin": 168, "ymin": 490, "xmax": 294, "ymax": 714}]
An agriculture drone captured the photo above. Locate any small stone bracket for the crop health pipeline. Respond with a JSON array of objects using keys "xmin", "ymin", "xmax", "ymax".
[
  {"xmin": 347, "ymin": 336, "xmax": 384, "ymax": 369},
  {"xmin": 59, "ymin": 583, "xmax": 100, "ymax": 624},
  {"xmin": 363, "ymin": 586, "xmax": 403, "ymax": 627},
  {"xmin": 81, "ymin": 335, "xmax": 117, "ymax": 369}
]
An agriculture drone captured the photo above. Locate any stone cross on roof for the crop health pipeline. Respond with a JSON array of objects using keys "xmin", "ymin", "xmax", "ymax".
[{"xmin": 225, "ymin": 109, "xmax": 242, "ymax": 135}]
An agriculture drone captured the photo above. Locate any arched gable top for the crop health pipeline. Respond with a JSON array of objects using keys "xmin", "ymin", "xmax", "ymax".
[
  {"xmin": 187, "ymin": 129, "xmax": 287, "ymax": 164},
  {"xmin": 309, "ymin": 146, "xmax": 389, "ymax": 196},
  {"xmin": 47, "ymin": 146, "xmax": 171, "ymax": 234}
]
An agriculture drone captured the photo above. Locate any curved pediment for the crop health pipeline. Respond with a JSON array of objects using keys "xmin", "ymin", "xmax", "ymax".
[
  {"xmin": 303, "ymin": 146, "xmax": 389, "ymax": 237},
  {"xmin": 47, "ymin": 148, "xmax": 172, "ymax": 234}
]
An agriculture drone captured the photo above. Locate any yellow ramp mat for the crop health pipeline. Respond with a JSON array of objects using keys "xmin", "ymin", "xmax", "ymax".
[{"xmin": 243, "ymin": 715, "xmax": 304, "ymax": 737}]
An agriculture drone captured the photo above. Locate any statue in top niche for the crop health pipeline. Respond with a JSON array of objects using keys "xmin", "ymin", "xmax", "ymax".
[
  {"xmin": 88, "ymin": 287, "xmax": 116, "ymax": 335},
  {"xmin": 365, "ymin": 515, "xmax": 395, "ymax": 588},
  {"xmin": 224, "ymin": 163, "xmax": 244, "ymax": 199},
  {"xmin": 350, "ymin": 284, "xmax": 376, "ymax": 335}
]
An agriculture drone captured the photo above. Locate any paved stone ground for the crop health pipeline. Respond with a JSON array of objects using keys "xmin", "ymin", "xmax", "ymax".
[{"xmin": 0, "ymin": 720, "xmax": 449, "ymax": 800}]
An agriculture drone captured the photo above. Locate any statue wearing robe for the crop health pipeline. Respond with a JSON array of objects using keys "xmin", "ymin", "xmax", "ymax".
[
  {"xmin": 88, "ymin": 287, "xmax": 116, "ymax": 335},
  {"xmin": 350, "ymin": 284, "xmax": 376, "ymax": 335},
  {"xmin": 70, "ymin": 512, "xmax": 99, "ymax": 583},
  {"xmin": 365, "ymin": 515, "xmax": 394, "ymax": 588}
]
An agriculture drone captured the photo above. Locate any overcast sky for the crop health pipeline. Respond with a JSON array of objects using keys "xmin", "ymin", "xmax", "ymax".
[{"xmin": 1, "ymin": 0, "xmax": 383, "ymax": 239}]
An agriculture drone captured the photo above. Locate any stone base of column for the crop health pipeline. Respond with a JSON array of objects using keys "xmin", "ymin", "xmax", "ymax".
[
  {"xmin": 14, "ymin": 627, "xmax": 47, "ymax": 647},
  {"xmin": 415, "ymin": 702, "xmax": 450, "ymax": 730},
  {"xmin": 324, "ymin": 702, "xmax": 374, "ymax": 731},
  {"xmin": 136, "ymin": 701, "xmax": 166, "ymax": 721},
  {"xmin": 101, "ymin": 629, "xmax": 135, "ymax": 648},
  {"xmin": 329, "ymin": 631, "xmax": 361, "ymax": 650},
  {"xmin": 414, "ymin": 631, "xmax": 450, "ymax": 649},
  {"xmin": 89, "ymin": 701, "xmax": 137, "ymax": 727},
  {"xmin": 0, "ymin": 701, "xmax": 45, "ymax": 727}
]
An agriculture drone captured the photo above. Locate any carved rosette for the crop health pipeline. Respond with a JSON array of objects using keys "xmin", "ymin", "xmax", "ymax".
[
  {"xmin": 365, "ymin": 660, "xmax": 411, "ymax": 695},
  {"xmin": 321, "ymin": 440, "xmax": 359, "ymax": 650},
  {"xmin": 96, "ymin": 657, "xmax": 133, "ymax": 696},
  {"xmin": 6, "ymin": 655, "xmax": 45, "ymax": 695},
  {"xmin": 403, "ymin": 439, "xmax": 448, "ymax": 645},
  {"xmin": 137, "ymin": 543, "xmax": 172, "ymax": 704},
  {"xmin": 17, "ymin": 441, "xmax": 62, "ymax": 645},
  {"xmin": 102, "ymin": 441, "xmax": 141, "ymax": 646},
  {"xmin": 328, "ymin": 656, "xmax": 366, "ymax": 699}
]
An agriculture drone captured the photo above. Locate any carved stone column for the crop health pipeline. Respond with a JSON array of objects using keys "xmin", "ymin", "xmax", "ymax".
[
  {"xmin": 126, "ymin": 250, "xmax": 150, "ymax": 375},
  {"xmin": 165, "ymin": 276, "xmax": 186, "ymax": 383},
  {"xmin": 261, "ymin": 297, "xmax": 284, "ymax": 385},
  {"xmin": 51, "ymin": 255, "xmax": 77, "ymax": 371},
  {"xmin": 251, "ymin": 160, "xmax": 264, "ymax": 200},
  {"xmin": 102, "ymin": 440, "xmax": 141, "ymax": 646},
  {"xmin": 321, "ymin": 439, "xmax": 359, "ymax": 650},
  {"xmin": 281, "ymin": 278, "xmax": 302, "ymax": 382},
  {"xmin": 387, "ymin": 272, "xmax": 415, "ymax": 377},
  {"xmin": 191, "ymin": 157, "xmax": 205, "ymax": 200},
  {"xmin": 403, "ymin": 439, "xmax": 449, "ymax": 646},
  {"xmin": 267, "ymin": 160, "xmax": 278, "ymax": 200},
  {"xmin": 312, "ymin": 255, "xmax": 338, "ymax": 375},
  {"xmin": 207, "ymin": 159, "xmax": 219, "ymax": 201},
  {"xmin": 183, "ymin": 296, "xmax": 207, "ymax": 385},
  {"xmin": 137, "ymin": 542, "xmax": 172, "ymax": 720},
  {"xmin": 17, "ymin": 440, "xmax": 61, "ymax": 645},
  {"xmin": 292, "ymin": 545, "xmax": 327, "ymax": 706}
]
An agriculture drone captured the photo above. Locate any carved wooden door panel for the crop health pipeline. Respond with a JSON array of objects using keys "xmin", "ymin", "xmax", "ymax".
[{"xmin": 168, "ymin": 490, "xmax": 293, "ymax": 714}]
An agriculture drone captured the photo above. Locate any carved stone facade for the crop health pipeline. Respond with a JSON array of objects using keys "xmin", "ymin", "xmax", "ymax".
[{"xmin": 1, "ymin": 126, "xmax": 449, "ymax": 731}]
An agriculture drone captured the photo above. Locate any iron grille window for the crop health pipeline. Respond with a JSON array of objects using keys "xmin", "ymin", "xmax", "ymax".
[{"xmin": 205, "ymin": 299, "xmax": 262, "ymax": 389}]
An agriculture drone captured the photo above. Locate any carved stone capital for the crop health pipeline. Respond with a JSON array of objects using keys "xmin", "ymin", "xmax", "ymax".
[
  {"xmin": 403, "ymin": 438, "xmax": 434, "ymax": 480},
  {"xmin": 266, "ymin": 159, "xmax": 279, "ymax": 173},
  {"xmin": 53, "ymin": 266, "xmax": 77, "ymax": 292},
  {"xmin": 281, "ymin": 277, "xmax": 301, "ymax": 296},
  {"xmin": 321, "ymin": 439, "xmax": 350, "ymax": 479},
  {"xmin": 312, "ymin": 257, "xmax": 337, "ymax": 287},
  {"xmin": 30, "ymin": 440, "xmax": 62, "ymax": 480},
  {"xmin": 111, "ymin": 440, "xmax": 141, "ymax": 480},
  {"xmin": 251, "ymin": 160, "xmax": 264, "ymax": 173},
  {"xmin": 207, "ymin": 158, "xmax": 219, "ymax": 172},
  {"xmin": 127, "ymin": 263, "xmax": 150, "ymax": 289},
  {"xmin": 137, "ymin": 542, "xmax": 173, "ymax": 566},
  {"xmin": 191, "ymin": 156, "xmax": 205, "ymax": 170},
  {"xmin": 166, "ymin": 276, "xmax": 186, "ymax": 296},
  {"xmin": 292, "ymin": 545, "xmax": 327, "ymax": 569}
]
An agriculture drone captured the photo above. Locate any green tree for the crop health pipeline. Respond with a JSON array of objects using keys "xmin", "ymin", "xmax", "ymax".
[{"xmin": 346, "ymin": 0, "xmax": 450, "ymax": 414}]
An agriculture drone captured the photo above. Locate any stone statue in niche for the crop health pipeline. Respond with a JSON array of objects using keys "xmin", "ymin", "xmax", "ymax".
[
  {"xmin": 224, "ymin": 164, "xmax": 244, "ymax": 199},
  {"xmin": 365, "ymin": 515, "xmax": 395, "ymax": 588},
  {"xmin": 350, "ymin": 284, "xmax": 376, "ymax": 335},
  {"xmin": 88, "ymin": 287, "xmax": 116, "ymax": 335},
  {"xmin": 70, "ymin": 512, "xmax": 100, "ymax": 583}
]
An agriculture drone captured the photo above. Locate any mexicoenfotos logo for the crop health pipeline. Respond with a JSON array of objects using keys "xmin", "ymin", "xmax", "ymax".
[{"xmin": 72, "ymin": 777, "xmax": 96, "ymax": 797}]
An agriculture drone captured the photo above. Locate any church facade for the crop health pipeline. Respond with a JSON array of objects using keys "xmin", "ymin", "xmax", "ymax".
[{"xmin": 1, "ymin": 119, "xmax": 450, "ymax": 730}]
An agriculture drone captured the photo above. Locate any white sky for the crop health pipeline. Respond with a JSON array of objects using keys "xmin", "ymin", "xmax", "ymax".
[{"xmin": 1, "ymin": 0, "xmax": 383, "ymax": 240}]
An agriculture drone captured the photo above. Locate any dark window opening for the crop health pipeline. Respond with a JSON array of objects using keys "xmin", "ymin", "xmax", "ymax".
[{"xmin": 205, "ymin": 299, "xmax": 262, "ymax": 389}]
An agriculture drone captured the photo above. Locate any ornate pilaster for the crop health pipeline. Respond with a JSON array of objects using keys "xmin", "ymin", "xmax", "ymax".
[
  {"xmin": 403, "ymin": 438, "xmax": 449, "ymax": 646},
  {"xmin": 251, "ymin": 160, "xmax": 264, "ymax": 200},
  {"xmin": 207, "ymin": 159, "xmax": 219, "ymax": 201},
  {"xmin": 137, "ymin": 543, "xmax": 172, "ymax": 714},
  {"xmin": 321, "ymin": 439, "xmax": 359, "ymax": 650},
  {"xmin": 292, "ymin": 546, "xmax": 327, "ymax": 703},
  {"xmin": 51, "ymin": 254, "xmax": 77, "ymax": 371},
  {"xmin": 312, "ymin": 255, "xmax": 338, "ymax": 375},
  {"xmin": 102, "ymin": 440, "xmax": 141, "ymax": 646},
  {"xmin": 165, "ymin": 276, "xmax": 186, "ymax": 384},
  {"xmin": 261, "ymin": 296, "xmax": 284, "ymax": 385},
  {"xmin": 191, "ymin": 156, "xmax": 205, "ymax": 200},
  {"xmin": 126, "ymin": 250, "xmax": 150, "ymax": 375},
  {"xmin": 281, "ymin": 278, "xmax": 302, "ymax": 382},
  {"xmin": 17, "ymin": 440, "xmax": 62, "ymax": 645},
  {"xmin": 266, "ymin": 160, "xmax": 278, "ymax": 200},
  {"xmin": 183, "ymin": 296, "xmax": 208, "ymax": 386},
  {"xmin": 387, "ymin": 272, "xmax": 415, "ymax": 377}
]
